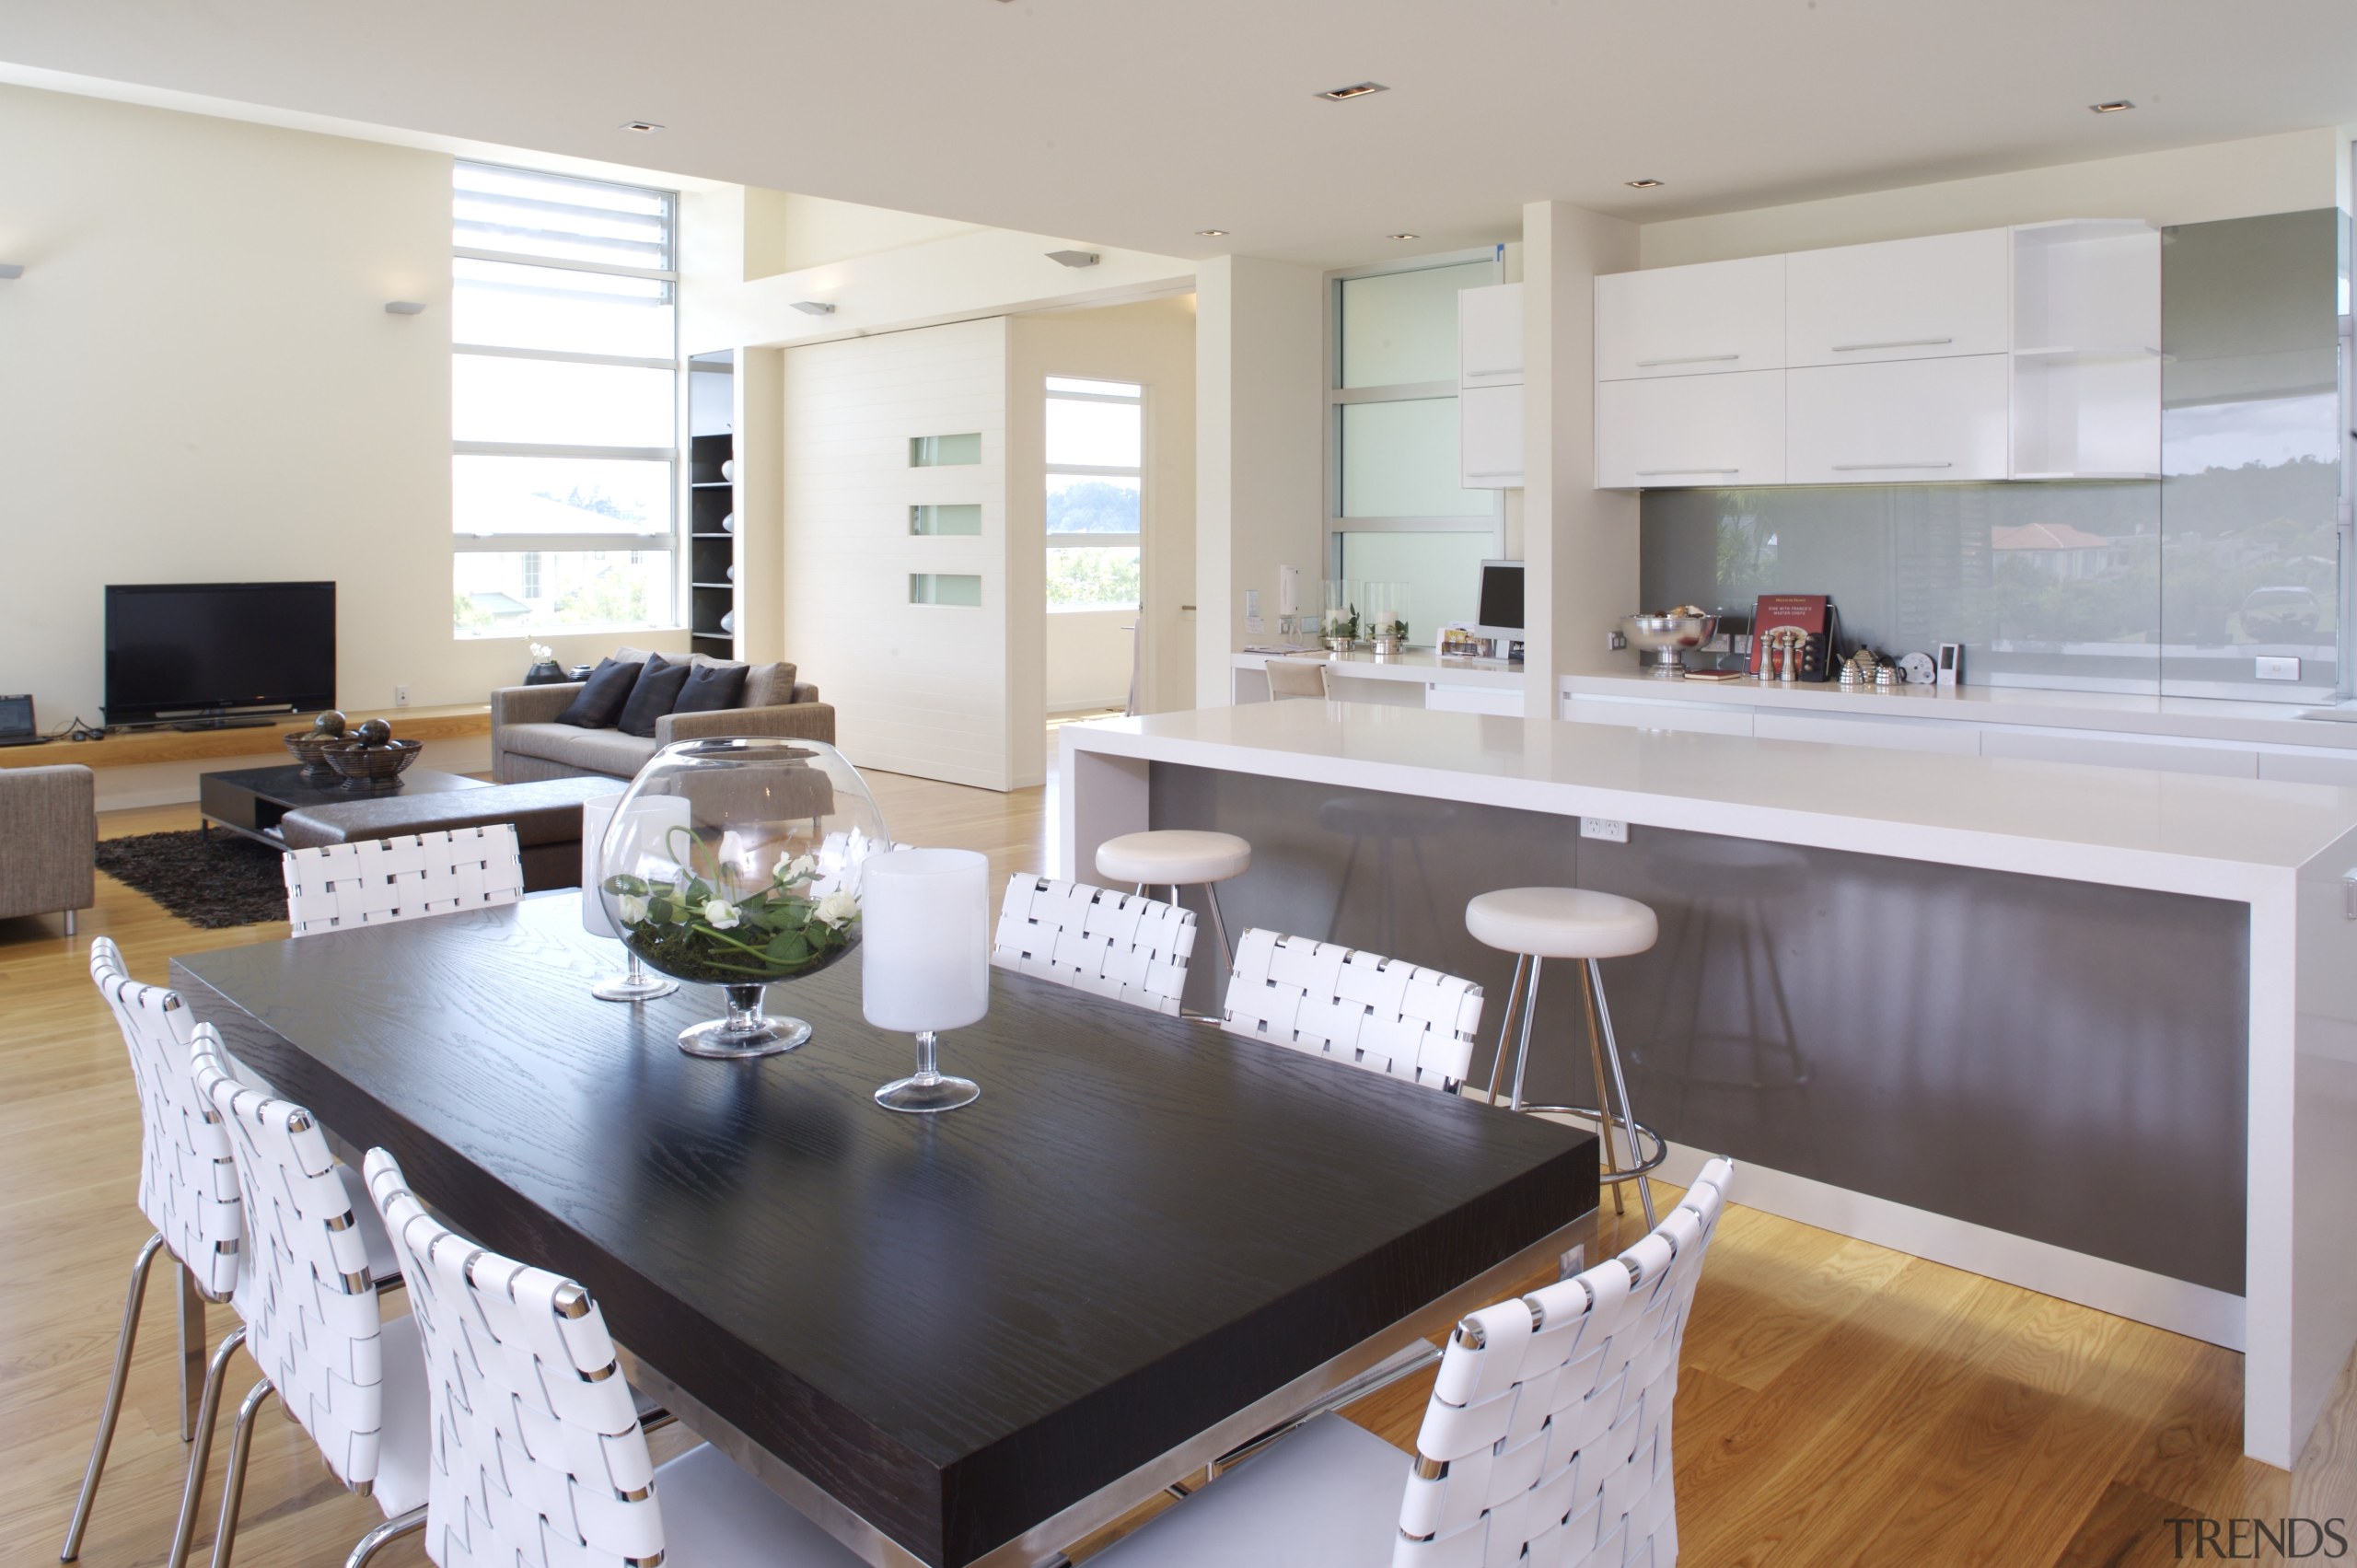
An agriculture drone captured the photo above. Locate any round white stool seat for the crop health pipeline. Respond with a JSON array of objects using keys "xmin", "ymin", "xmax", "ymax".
[
  {"xmin": 1097, "ymin": 830, "xmax": 1251, "ymax": 888},
  {"xmin": 1465, "ymin": 888, "xmax": 1658, "ymax": 960}
]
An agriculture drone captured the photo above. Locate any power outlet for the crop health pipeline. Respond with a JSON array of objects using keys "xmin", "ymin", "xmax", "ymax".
[
  {"xmin": 2255, "ymin": 656, "xmax": 2301, "ymax": 682},
  {"xmin": 1580, "ymin": 817, "xmax": 1629, "ymax": 843},
  {"xmin": 393, "ymin": 685, "xmax": 410, "ymax": 707}
]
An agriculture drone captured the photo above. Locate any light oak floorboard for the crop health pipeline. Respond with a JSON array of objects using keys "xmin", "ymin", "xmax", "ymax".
[{"xmin": 5, "ymin": 782, "xmax": 2347, "ymax": 1568}]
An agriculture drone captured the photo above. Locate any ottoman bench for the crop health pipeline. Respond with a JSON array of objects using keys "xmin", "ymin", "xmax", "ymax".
[{"xmin": 278, "ymin": 776, "xmax": 624, "ymax": 894}]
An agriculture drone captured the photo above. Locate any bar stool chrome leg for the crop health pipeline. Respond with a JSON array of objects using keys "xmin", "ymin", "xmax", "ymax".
[
  {"xmin": 1485, "ymin": 954, "xmax": 1663, "ymax": 1228},
  {"xmin": 1482, "ymin": 954, "xmax": 1529, "ymax": 1106}
]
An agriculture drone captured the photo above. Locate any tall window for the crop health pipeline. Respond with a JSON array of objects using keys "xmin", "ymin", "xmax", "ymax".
[
  {"xmin": 1328, "ymin": 255, "xmax": 1503, "ymax": 635},
  {"xmin": 1045, "ymin": 377, "xmax": 1143, "ymax": 611},
  {"xmin": 450, "ymin": 161, "xmax": 679, "ymax": 636}
]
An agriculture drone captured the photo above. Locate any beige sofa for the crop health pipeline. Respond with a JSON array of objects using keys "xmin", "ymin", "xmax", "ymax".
[
  {"xmin": 490, "ymin": 657, "xmax": 834, "ymax": 784},
  {"xmin": 1, "ymin": 763, "xmax": 96, "ymax": 933}
]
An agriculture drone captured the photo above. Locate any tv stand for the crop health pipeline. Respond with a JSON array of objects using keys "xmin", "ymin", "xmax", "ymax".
[{"xmin": 169, "ymin": 716, "xmax": 279, "ymax": 732}]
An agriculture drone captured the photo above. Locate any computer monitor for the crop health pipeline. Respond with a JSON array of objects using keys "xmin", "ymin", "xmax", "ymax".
[{"xmin": 1472, "ymin": 560, "xmax": 1525, "ymax": 655}]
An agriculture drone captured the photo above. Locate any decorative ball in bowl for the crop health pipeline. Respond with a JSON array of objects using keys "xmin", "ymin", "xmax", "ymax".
[
  {"xmin": 597, "ymin": 736, "xmax": 889, "ymax": 1059},
  {"xmin": 282, "ymin": 729, "xmax": 341, "ymax": 780},
  {"xmin": 321, "ymin": 737, "xmax": 422, "ymax": 786}
]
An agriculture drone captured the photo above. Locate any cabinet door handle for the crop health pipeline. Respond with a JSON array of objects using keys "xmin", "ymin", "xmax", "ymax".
[
  {"xmin": 1466, "ymin": 468, "xmax": 1523, "ymax": 479},
  {"xmin": 1829, "ymin": 337, "xmax": 1954, "ymax": 353},
  {"xmin": 1635, "ymin": 467, "xmax": 1740, "ymax": 476},
  {"xmin": 1829, "ymin": 461, "xmax": 1955, "ymax": 470},
  {"xmin": 1635, "ymin": 354, "xmax": 1741, "ymax": 367}
]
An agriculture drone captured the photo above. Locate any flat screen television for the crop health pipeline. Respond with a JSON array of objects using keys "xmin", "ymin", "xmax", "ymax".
[{"xmin": 104, "ymin": 582, "xmax": 336, "ymax": 726}]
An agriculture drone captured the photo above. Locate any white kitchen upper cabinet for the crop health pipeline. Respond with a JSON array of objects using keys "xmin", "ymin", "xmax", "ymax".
[
  {"xmin": 1785, "ymin": 356, "xmax": 2008, "ymax": 484},
  {"xmin": 1594, "ymin": 255, "xmax": 1784, "ymax": 381},
  {"xmin": 1784, "ymin": 227, "xmax": 2009, "ymax": 366},
  {"xmin": 1460, "ymin": 383, "xmax": 1523, "ymax": 489},
  {"xmin": 1458, "ymin": 283, "xmax": 1523, "ymax": 389},
  {"xmin": 1596, "ymin": 369, "xmax": 1783, "ymax": 489}
]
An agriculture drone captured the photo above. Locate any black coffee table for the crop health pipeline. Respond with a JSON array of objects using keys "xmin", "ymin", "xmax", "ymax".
[{"xmin": 198, "ymin": 763, "xmax": 490, "ymax": 848}]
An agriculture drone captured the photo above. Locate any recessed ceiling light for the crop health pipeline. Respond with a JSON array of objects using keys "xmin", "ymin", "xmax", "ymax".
[
  {"xmin": 1385, "ymin": 232, "xmax": 1420, "ymax": 241},
  {"xmin": 1317, "ymin": 82, "xmax": 1387, "ymax": 102},
  {"xmin": 2088, "ymin": 99, "xmax": 2134, "ymax": 113},
  {"xmin": 1195, "ymin": 229, "xmax": 1229, "ymax": 238},
  {"xmin": 1625, "ymin": 179, "xmax": 1666, "ymax": 190},
  {"xmin": 620, "ymin": 120, "xmax": 664, "ymax": 134}
]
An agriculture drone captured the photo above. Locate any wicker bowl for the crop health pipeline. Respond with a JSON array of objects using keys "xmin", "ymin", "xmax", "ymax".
[
  {"xmin": 282, "ymin": 730, "xmax": 343, "ymax": 782},
  {"xmin": 321, "ymin": 738, "xmax": 422, "ymax": 787}
]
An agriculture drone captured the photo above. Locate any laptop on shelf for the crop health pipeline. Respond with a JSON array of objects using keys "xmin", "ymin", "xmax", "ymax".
[{"xmin": 0, "ymin": 694, "xmax": 53, "ymax": 748}]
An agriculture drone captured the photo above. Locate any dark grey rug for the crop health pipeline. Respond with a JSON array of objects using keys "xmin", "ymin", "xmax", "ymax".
[{"xmin": 96, "ymin": 830, "xmax": 289, "ymax": 929}]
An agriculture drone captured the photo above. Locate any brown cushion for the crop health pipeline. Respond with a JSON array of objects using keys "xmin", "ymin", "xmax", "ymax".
[{"xmin": 743, "ymin": 661, "xmax": 799, "ymax": 708}]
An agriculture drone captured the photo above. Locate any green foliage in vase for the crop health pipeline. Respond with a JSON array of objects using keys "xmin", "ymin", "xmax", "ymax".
[{"xmin": 604, "ymin": 828, "xmax": 861, "ymax": 985}]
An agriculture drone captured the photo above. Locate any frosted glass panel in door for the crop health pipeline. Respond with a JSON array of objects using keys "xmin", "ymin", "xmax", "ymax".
[
  {"xmin": 1338, "ymin": 531, "xmax": 1493, "ymax": 633},
  {"xmin": 1341, "ymin": 400, "xmax": 1493, "ymax": 517},
  {"xmin": 1341, "ymin": 261, "xmax": 1493, "ymax": 387}
]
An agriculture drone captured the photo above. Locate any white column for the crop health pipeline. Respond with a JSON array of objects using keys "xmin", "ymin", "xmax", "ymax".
[
  {"xmin": 1194, "ymin": 256, "xmax": 1326, "ymax": 706},
  {"xmin": 1520, "ymin": 201, "xmax": 1642, "ymax": 700}
]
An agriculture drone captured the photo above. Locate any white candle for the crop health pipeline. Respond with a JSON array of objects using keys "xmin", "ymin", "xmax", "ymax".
[{"xmin": 861, "ymin": 848, "xmax": 990, "ymax": 1034}]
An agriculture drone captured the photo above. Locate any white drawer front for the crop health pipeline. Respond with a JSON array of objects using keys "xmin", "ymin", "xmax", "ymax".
[
  {"xmin": 1596, "ymin": 369, "xmax": 1784, "ymax": 489},
  {"xmin": 1980, "ymin": 726, "xmax": 2258, "ymax": 778},
  {"xmin": 1786, "ymin": 227, "xmax": 2009, "ymax": 366},
  {"xmin": 1459, "ymin": 283, "xmax": 1524, "ymax": 389},
  {"xmin": 1786, "ymin": 355, "xmax": 2009, "ymax": 484},
  {"xmin": 1426, "ymin": 683, "xmax": 1524, "ymax": 716},
  {"xmin": 1562, "ymin": 695, "xmax": 1756, "ymax": 736},
  {"xmin": 1752, "ymin": 711, "xmax": 1982, "ymax": 755},
  {"xmin": 1595, "ymin": 254, "xmax": 1784, "ymax": 380},
  {"xmin": 1460, "ymin": 383, "xmax": 1523, "ymax": 489}
]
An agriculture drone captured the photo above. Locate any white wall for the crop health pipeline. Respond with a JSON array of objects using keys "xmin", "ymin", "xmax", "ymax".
[
  {"xmin": 1194, "ymin": 257, "xmax": 1326, "ymax": 706},
  {"xmin": 1006, "ymin": 296, "xmax": 1198, "ymax": 724},
  {"xmin": 1641, "ymin": 128, "xmax": 2342, "ymax": 268},
  {"xmin": 741, "ymin": 188, "xmax": 982, "ymax": 278},
  {"xmin": 0, "ymin": 83, "xmax": 686, "ymax": 731},
  {"xmin": 777, "ymin": 317, "xmax": 1019, "ymax": 789},
  {"xmin": 1043, "ymin": 612, "xmax": 1134, "ymax": 714},
  {"xmin": 681, "ymin": 187, "xmax": 1195, "ymax": 357},
  {"xmin": 1523, "ymin": 202, "xmax": 1642, "ymax": 682}
]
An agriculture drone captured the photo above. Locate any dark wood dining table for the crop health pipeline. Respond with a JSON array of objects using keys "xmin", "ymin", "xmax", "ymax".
[{"xmin": 173, "ymin": 891, "xmax": 1597, "ymax": 1568}]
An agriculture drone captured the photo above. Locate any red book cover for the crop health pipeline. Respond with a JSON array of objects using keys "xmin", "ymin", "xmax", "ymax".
[{"xmin": 1749, "ymin": 595, "xmax": 1838, "ymax": 680}]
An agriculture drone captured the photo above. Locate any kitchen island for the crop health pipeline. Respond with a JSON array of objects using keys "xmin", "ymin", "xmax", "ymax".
[{"xmin": 1059, "ymin": 699, "xmax": 2357, "ymax": 1469}]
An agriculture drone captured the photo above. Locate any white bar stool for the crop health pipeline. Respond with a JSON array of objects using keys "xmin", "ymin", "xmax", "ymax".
[
  {"xmin": 1096, "ymin": 830, "xmax": 1250, "ymax": 963},
  {"xmin": 1466, "ymin": 887, "xmax": 1666, "ymax": 1226}
]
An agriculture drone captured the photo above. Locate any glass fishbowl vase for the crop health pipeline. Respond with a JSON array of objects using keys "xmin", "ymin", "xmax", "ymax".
[{"xmin": 597, "ymin": 737, "xmax": 889, "ymax": 1059}]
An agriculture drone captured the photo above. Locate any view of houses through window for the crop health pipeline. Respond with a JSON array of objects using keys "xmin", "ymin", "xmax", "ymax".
[{"xmin": 450, "ymin": 161, "xmax": 680, "ymax": 636}]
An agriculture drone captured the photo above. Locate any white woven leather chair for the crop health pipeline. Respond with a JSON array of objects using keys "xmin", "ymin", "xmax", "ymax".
[
  {"xmin": 1220, "ymin": 929, "xmax": 1484, "ymax": 1094},
  {"xmin": 993, "ymin": 874, "xmax": 1197, "ymax": 1016},
  {"xmin": 284, "ymin": 824, "xmax": 527, "ymax": 936},
  {"xmin": 186, "ymin": 1024, "xmax": 427, "ymax": 1568},
  {"xmin": 63, "ymin": 940, "xmax": 246, "ymax": 1562},
  {"xmin": 362, "ymin": 1147, "xmax": 865, "ymax": 1567},
  {"xmin": 1087, "ymin": 1160, "xmax": 1736, "ymax": 1568}
]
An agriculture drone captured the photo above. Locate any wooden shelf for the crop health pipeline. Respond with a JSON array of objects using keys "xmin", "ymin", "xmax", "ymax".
[{"xmin": 1, "ymin": 703, "xmax": 491, "ymax": 771}]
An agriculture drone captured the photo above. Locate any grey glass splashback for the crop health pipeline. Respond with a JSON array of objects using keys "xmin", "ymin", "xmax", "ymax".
[{"xmin": 1638, "ymin": 209, "xmax": 2345, "ymax": 700}]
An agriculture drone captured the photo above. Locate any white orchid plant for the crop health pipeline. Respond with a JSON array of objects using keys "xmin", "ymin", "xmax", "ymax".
[
  {"xmin": 528, "ymin": 642, "xmax": 556, "ymax": 666},
  {"xmin": 602, "ymin": 825, "xmax": 865, "ymax": 984}
]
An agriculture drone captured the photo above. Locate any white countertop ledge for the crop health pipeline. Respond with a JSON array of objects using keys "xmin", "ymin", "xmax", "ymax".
[
  {"xmin": 1561, "ymin": 669, "xmax": 2357, "ymax": 751},
  {"xmin": 1233, "ymin": 649, "xmax": 1527, "ymax": 687},
  {"xmin": 1061, "ymin": 701, "xmax": 2357, "ymax": 900}
]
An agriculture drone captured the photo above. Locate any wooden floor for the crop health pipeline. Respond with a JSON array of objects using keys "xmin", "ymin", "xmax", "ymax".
[{"xmin": 4, "ymin": 771, "xmax": 2348, "ymax": 1567}]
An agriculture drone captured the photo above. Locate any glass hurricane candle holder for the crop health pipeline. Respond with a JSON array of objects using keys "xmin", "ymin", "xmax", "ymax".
[
  {"xmin": 581, "ymin": 793, "xmax": 680, "ymax": 1004},
  {"xmin": 1364, "ymin": 581, "xmax": 1409, "ymax": 654},
  {"xmin": 598, "ymin": 737, "xmax": 888, "ymax": 1058},
  {"xmin": 861, "ymin": 848, "xmax": 989, "ymax": 1113},
  {"xmin": 1321, "ymin": 579, "xmax": 1359, "ymax": 652}
]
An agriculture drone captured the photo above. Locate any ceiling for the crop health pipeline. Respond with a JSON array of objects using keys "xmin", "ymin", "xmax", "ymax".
[{"xmin": 2, "ymin": 0, "xmax": 2352, "ymax": 267}]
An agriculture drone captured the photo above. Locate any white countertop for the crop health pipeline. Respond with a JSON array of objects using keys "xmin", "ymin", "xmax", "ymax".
[
  {"xmin": 1561, "ymin": 669, "xmax": 2357, "ymax": 751},
  {"xmin": 1062, "ymin": 699, "xmax": 2357, "ymax": 896},
  {"xmin": 1233, "ymin": 648, "xmax": 1526, "ymax": 687}
]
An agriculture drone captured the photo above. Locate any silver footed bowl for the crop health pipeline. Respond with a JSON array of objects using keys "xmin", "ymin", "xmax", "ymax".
[{"xmin": 1619, "ymin": 613, "xmax": 1719, "ymax": 678}]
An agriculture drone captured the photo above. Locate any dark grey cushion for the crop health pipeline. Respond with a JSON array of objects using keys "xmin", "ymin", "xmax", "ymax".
[
  {"xmin": 556, "ymin": 657, "xmax": 644, "ymax": 727},
  {"xmin": 672, "ymin": 661, "xmax": 749, "ymax": 714},
  {"xmin": 619, "ymin": 655, "xmax": 693, "ymax": 738}
]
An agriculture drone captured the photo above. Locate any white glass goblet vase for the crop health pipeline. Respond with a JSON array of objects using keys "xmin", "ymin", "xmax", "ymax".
[
  {"xmin": 861, "ymin": 848, "xmax": 990, "ymax": 1113},
  {"xmin": 582, "ymin": 793, "xmax": 680, "ymax": 1003}
]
